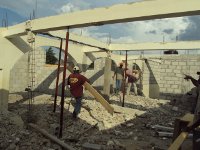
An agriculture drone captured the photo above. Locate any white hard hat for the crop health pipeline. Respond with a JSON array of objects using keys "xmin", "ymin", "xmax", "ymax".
[{"xmin": 73, "ymin": 66, "xmax": 80, "ymax": 71}]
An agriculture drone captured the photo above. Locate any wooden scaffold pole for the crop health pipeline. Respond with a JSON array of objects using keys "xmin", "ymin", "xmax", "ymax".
[
  {"xmin": 59, "ymin": 30, "xmax": 69, "ymax": 138},
  {"xmin": 53, "ymin": 38, "xmax": 63, "ymax": 112}
]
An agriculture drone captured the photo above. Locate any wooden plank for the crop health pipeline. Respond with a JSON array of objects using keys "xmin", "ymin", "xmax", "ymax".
[
  {"xmin": 168, "ymin": 118, "xmax": 193, "ymax": 150},
  {"xmin": 168, "ymin": 131, "xmax": 190, "ymax": 150},
  {"xmin": 180, "ymin": 113, "xmax": 194, "ymax": 122},
  {"xmin": 83, "ymin": 82, "xmax": 114, "ymax": 115},
  {"xmin": 172, "ymin": 119, "xmax": 189, "ymax": 150},
  {"xmin": 29, "ymin": 123, "xmax": 76, "ymax": 150}
]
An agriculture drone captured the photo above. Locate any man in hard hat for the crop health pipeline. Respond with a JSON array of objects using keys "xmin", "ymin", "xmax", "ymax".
[
  {"xmin": 67, "ymin": 66, "xmax": 89, "ymax": 119},
  {"xmin": 112, "ymin": 62, "xmax": 124, "ymax": 94}
]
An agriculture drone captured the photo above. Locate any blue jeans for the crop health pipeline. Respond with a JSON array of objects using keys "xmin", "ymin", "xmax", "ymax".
[
  {"xmin": 116, "ymin": 79, "xmax": 122, "ymax": 92},
  {"xmin": 74, "ymin": 97, "xmax": 82, "ymax": 115}
]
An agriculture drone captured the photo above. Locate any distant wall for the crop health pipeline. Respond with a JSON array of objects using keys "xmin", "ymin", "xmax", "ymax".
[
  {"xmin": 9, "ymin": 52, "xmax": 112, "ymax": 96},
  {"xmin": 143, "ymin": 59, "xmax": 161, "ymax": 99},
  {"xmin": 159, "ymin": 55, "xmax": 200, "ymax": 100},
  {"xmin": 142, "ymin": 55, "xmax": 200, "ymax": 101},
  {"xmin": 10, "ymin": 51, "xmax": 200, "ymax": 102}
]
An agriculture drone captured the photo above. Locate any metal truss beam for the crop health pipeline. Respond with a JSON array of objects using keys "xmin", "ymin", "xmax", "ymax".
[{"xmin": 3, "ymin": 0, "xmax": 200, "ymax": 38}]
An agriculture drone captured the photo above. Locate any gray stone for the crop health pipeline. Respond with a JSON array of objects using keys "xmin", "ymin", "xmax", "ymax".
[
  {"xmin": 6, "ymin": 143, "xmax": 16, "ymax": 150},
  {"xmin": 107, "ymin": 140, "xmax": 114, "ymax": 146},
  {"xmin": 82, "ymin": 143, "xmax": 102, "ymax": 150}
]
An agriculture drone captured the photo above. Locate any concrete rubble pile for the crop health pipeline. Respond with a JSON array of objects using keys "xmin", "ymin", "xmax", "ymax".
[{"xmin": 1, "ymin": 93, "xmax": 187, "ymax": 150}]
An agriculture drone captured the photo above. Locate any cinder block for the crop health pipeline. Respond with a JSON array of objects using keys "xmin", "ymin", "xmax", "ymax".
[
  {"xmin": 171, "ymin": 84, "xmax": 179, "ymax": 89},
  {"xmin": 172, "ymin": 62, "xmax": 178, "ymax": 65},
  {"xmin": 174, "ymin": 89, "xmax": 182, "ymax": 93},
  {"xmin": 178, "ymin": 62, "xmax": 187, "ymax": 66},
  {"xmin": 166, "ymin": 69, "xmax": 172, "ymax": 73},
  {"xmin": 174, "ymin": 70, "xmax": 181, "ymax": 74}
]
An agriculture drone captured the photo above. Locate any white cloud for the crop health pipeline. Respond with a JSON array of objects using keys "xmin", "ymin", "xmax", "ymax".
[
  {"xmin": 57, "ymin": 3, "xmax": 80, "ymax": 14},
  {"xmin": 109, "ymin": 17, "xmax": 190, "ymax": 43},
  {"xmin": 0, "ymin": 0, "xmax": 194, "ymax": 43},
  {"xmin": 69, "ymin": 17, "xmax": 189, "ymax": 44},
  {"xmin": 112, "ymin": 36, "xmax": 136, "ymax": 43}
]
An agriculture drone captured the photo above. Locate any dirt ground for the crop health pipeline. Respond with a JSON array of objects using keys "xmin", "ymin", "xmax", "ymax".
[{"xmin": 0, "ymin": 92, "xmax": 192, "ymax": 150}]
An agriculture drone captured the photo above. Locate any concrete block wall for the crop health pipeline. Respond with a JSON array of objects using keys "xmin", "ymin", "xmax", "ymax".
[
  {"xmin": 143, "ymin": 59, "xmax": 161, "ymax": 98},
  {"xmin": 158, "ymin": 55, "xmax": 200, "ymax": 101},
  {"xmin": 9, "ymin": 48, "xmax": 46, "ymax": 92},
  {"xmin": 141, "ymin": 55, "xmax": 200, "ymax": 101},
  {"xmin": 10, "ymin": 49, "xmax": 200, "ymax": 102},
  {"xmin": 35, "ymin": 66, "xmax": 72, "ymax": 95},
  {"xmin": 84, "ymin": 58, "xmax": 114, "ymax": 90},
  {"xmin": 9, "ymin": 53, "xmax": 29, "ymax": 92},
  {"xmin": 35, "ymin": 58, "xmax": 113, "ymax": 95}
]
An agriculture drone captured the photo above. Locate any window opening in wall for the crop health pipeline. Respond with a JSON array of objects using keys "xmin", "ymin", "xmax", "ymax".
[
  {"xmin": 45, "ymin": 47, "xmax": 58, "ymax": 65},
  {"xmin": 88, "ymin": 62, "xmax": 94, "ymax": 70},
  {"xmin": 164, "ymin": 49, "xmax": 178, "ymax": 55},
  {"xmin": 132, "ymin": 63, "xmax": 140, "ymax": 70}
]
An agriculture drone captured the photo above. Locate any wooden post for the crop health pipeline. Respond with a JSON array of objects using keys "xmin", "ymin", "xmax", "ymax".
[
  {"xmin": 122, "ymin": 50, "xmax": 128, "ymax": 107},
  {"xmin": 169, "ymin": 113, "xmax": 194, "ymax": 150},
  {"xmin": 59, "ymin": 31, "xmax": 69, "ymax": 138},
  {"xmin": 53, "ymin": 38, "xmax": 62, "ymax": 112}
]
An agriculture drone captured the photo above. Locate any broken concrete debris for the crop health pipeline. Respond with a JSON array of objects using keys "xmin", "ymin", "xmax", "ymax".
[{"xmin": 1, "ymin": 93, "xmax": 189, "ymax": 149}]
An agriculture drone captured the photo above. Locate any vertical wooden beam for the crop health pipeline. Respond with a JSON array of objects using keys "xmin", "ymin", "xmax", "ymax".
[
  {"xmin": 59, "ymin": 31, "xmax": 69, "ymax": 138},
  {"xmin": 122, "ymin": 50, "xmax": 128, "ymax": 107},
  {"xmin": 53, "ymin": 39, "xmax": 62, "ymax": 112},
  {"xmin": 103, "ymin": 52, "xmax": 112, "ymax": 100},
  {"xmin": 172, "ymin": 119, "xmax": 189, "ymax": 150}
]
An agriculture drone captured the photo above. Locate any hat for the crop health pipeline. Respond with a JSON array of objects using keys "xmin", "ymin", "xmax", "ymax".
[
  {"xmin": 73, "ymin": 66, "xmax": 80, "ymax": 71},
  {"xmin": 119, "ymin": 62, "xmax": 123, "ymax": 66}
]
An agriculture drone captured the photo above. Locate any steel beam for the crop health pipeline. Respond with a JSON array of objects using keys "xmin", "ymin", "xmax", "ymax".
[
  {"xmin": 3, "ymin": 0, "xmax": 200, "ymax": 38},
  {"xmin": 49, "ymin": 31, "xmax": 109, "ymax": 50},
  {"xmin": 42, "ymin": 31, "xmax": 200, "ymax": 52}
]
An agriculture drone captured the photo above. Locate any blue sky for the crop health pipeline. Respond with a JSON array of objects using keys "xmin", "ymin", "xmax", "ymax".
[{"xmin": 0, "ymin": 0, "xmax": 200, "ymax": 44}]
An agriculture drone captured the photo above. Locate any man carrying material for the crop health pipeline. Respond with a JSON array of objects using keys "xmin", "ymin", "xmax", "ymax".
[
  {"xmin": 67, "ymin": 66, "xmax": 89, "ymax": 119},
  {"xmin": 126, "ymin": 68, "xmax": 136, "ymax": 95}
]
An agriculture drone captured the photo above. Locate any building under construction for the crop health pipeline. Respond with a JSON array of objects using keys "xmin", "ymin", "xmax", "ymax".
[{"xmin": 1, "ymin": 0, "xmax": 200, "ymax": 149}]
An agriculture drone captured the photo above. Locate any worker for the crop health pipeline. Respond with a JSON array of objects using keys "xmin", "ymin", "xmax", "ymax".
[
  {"xmin": 67, "ymin": 66, "xmax": 89, "ymax": 119},
  {"xmin": 184, "ymin": 72, "xmax": 200, "ymax": 120},
  {"xmin": 132, "ymin": 70, "xmax": 139, "ymax": 95},
  {"xmin": 126, "ymin": 68, "xmax": 136, "ymax": 95},
  {"xmin": 112, "ymin": 62, "xmax": 124, "ymax": 94},
  {"xmin": 184, "ymin": 72, "xmax": 200, "ymax": 149}
]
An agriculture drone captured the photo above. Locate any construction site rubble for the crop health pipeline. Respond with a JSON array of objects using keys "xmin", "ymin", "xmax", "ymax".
[{"xmin": 1, "ymin": 93, "xmax": 189, "ymax": 150}]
